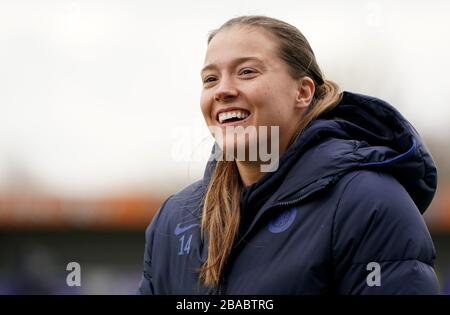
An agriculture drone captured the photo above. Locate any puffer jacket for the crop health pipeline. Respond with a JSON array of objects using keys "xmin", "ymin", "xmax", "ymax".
[{"xmin": 138, "ymin": 91, "xmax": 440, "ymax": 294}]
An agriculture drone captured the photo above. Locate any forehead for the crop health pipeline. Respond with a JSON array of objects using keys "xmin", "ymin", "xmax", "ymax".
[{"xmin": 203, "ymin": 26, "xmax": 280, "ymax": 67}]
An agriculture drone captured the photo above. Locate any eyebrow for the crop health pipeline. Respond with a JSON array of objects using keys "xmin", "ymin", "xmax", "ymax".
[{"xmin": 200, "ymin": 56, "xmax": 266, "ymax": 75}]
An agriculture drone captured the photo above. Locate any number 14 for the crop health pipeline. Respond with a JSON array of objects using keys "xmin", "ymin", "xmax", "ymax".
[{"xmin": 178, "ymin": 234, "xmax": 192, "ymax": 255}]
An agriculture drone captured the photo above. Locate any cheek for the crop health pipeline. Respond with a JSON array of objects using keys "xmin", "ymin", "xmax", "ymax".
[
  {"xmin": 253, "ymin": 86, "xmax": 283, "ymax": 118},
  {"xmin": 254, "ymin": 91, "xmax": 295, "ymax": 126},
  {"xmin": 263, "ymin": 82, "xmax": 296, "ymax": 112},
  {"xmin": 200, "ymin": 93, "xmax": 212, "ymax": 121},
  {"xmin": 246, "ymin": 83, "xmax": 272, "ymax": 112}
]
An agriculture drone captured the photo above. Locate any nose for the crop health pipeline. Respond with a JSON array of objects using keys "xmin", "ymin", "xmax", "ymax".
[{"xmin": 214, "ymin": 77, "xmax": 238, "ymax": 103}]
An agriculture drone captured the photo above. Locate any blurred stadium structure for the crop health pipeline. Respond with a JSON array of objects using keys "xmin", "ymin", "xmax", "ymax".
[{"xmin": 0, "ymin": 191, "xmax": 167, "ymax": 294}]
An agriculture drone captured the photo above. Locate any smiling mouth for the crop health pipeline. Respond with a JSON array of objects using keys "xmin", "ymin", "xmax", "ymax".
[{"xmin": 217, "ymin": 109, "xmax": 251, "ymax": 124}]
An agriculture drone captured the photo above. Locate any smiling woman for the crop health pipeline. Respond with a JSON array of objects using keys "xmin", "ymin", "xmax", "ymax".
[{"xmin": 138, "ymin": 15, "xmax": 440, "ymax": 295}]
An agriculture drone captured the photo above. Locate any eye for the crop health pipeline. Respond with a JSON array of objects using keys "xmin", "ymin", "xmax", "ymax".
[
  {"xmin": 239, "ymin": 68, "xmax": 257, "ymax": 76},
  {"xmin": 203, "ymin": 76, "xmax": 217, "ymax": 84}
]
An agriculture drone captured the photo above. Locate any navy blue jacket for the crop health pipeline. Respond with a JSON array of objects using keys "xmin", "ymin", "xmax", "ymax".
[{"xmin": 138, "ymin": 91, "xmax": 440, "ymax": 294}]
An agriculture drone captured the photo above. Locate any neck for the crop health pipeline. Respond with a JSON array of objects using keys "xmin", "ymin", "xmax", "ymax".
[
  {"xmin": 235, "ymin": 160, "xmax": 265, "ymax": 187},
  {"xmin": 234, "ymin": 128, "xmax": 296, "ymax": 187}
]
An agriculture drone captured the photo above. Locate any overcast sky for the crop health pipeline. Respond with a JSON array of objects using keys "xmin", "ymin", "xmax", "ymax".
[{"xmin": 1, "ymin": 0, "xmax": 449, "ymax": 197}]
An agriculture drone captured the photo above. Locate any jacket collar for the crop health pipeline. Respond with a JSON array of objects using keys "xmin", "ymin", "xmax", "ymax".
[{"xmin": 201, "ymin": 91, "xmax": 437, "ymax": 215}]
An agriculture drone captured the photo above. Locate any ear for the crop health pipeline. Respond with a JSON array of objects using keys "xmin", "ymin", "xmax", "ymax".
[{"xmin": 295, "ymin": 77, "xmax": 315, "ymax": 109}]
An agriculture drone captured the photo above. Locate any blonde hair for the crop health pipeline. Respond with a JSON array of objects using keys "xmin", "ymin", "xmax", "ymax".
[{"xmin": 199, "ymin": 15, "xmax": 343, "ymax": 288}]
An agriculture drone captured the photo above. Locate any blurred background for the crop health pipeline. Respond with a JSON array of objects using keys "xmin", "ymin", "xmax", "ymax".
[{"xmin": 1, "ymin": 0, "xmax": 450, "ymax": 294}]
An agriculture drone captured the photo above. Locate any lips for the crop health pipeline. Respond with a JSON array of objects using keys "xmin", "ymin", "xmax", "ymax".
[{"xmin": 216, "ymin": 108, "xmax": 251, "ymax": 125}]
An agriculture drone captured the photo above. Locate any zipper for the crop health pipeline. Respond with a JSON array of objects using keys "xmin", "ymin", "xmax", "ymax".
[
  {"xmin": 272, "ymin": 195, "xmax": 306, "ymax": 207},
  {"xmin": 233, "ymin": 194, "xmax": 308, "ymax": 250}
]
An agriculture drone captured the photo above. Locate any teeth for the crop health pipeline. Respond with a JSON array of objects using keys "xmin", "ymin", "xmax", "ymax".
[{"xmin": 218, "ymin": 110, "xmax": 249, "ymax": 123}]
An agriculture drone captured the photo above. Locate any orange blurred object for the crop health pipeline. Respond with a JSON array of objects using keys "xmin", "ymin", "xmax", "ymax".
[{"xmin": 0, "ymin": 192, "xmax": 166, "ymax": 230}]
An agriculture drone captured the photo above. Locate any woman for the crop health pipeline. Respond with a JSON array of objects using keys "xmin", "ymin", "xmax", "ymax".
[{"xmin": 138, "ymin": 16, "xmax": 440, "ymax": 294}]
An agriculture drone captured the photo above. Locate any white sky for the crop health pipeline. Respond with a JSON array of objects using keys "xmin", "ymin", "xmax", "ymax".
[{"xmin": 1, "ymin": 0, "xmax": 449, "ymax": 197}]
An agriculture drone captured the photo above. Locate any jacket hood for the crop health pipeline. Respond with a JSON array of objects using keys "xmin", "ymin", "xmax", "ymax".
[{"xmin": 203, "ymin": 91, "xmax": 437, "ymax": 214}]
